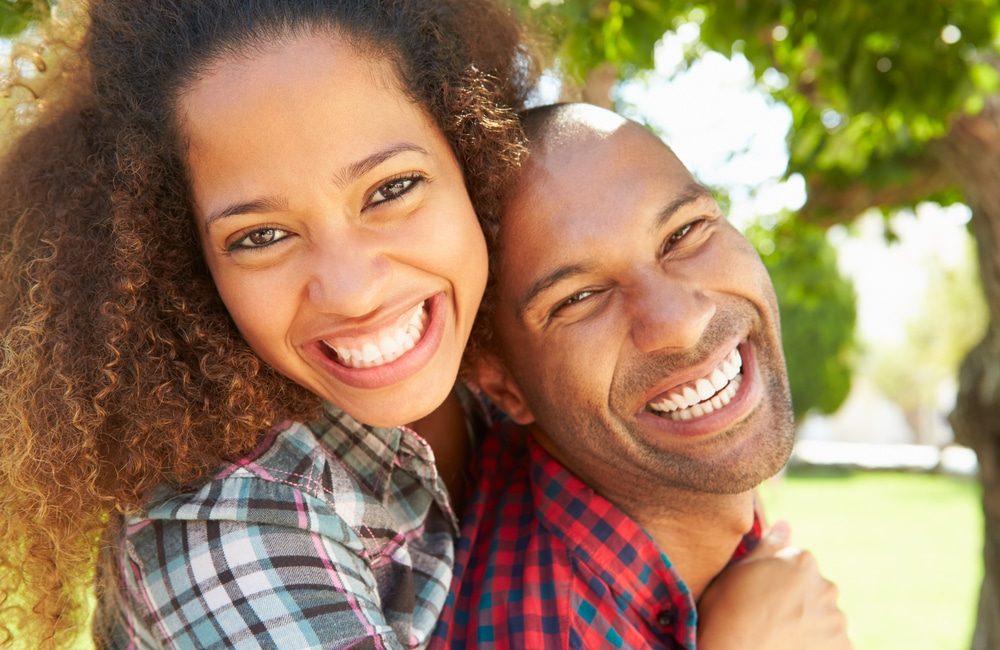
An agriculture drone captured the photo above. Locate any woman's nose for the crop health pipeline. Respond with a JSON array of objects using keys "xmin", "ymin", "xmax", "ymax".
[{"xmin": 305, "ymin": 234, "xmax": 392, "ymax": 318}]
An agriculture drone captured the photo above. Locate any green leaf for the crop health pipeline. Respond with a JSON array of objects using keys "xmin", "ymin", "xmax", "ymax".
[
  {"xmin": 746, "ymin": 215, "xmax": 857, "ymax": 419},
  {"xmin": 0, "ymin": 1, "xmax": 48, "ymax": 37}
]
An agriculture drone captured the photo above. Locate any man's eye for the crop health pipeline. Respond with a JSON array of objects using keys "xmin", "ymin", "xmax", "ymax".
[
  {"xmin": 552, "ymin": 289, "xmax": 596, "ymax": 315},
  {"xmin": 661, "ymin": 219, "xmax": 703, "ymax": 255},
  {"xmin": 227, "ymin": 227, "xmax": 290, "ymax": 252},
  {"xmin": 368, "ymin": 175, "xmax": 423, "ymax": 207}
]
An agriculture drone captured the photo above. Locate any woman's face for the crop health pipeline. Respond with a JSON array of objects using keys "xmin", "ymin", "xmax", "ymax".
[{"xmin": 180, "ymin": 31, "xmax": 488, "ymax": 427}]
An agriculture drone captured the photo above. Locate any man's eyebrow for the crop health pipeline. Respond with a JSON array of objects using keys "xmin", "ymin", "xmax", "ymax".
[
  {"xmin": 516, "ymin": 262, "xmax": 594, "ymax": 321},
  {"xmin": 655, "ymin": 183, "xmax": 716, "ymax": 230},
  {"xmin": 203, "ymin": 142, "xmax": 429, "ymax": 227}
]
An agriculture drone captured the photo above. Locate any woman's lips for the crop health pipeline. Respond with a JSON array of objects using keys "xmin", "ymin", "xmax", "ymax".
[
  {"xmin": 307, "ymin": 292, "xmax": 448, "ymax": 390},
  {"xmin": 320, "ymin": 300, "xmax": 428, "ymax": 368}
]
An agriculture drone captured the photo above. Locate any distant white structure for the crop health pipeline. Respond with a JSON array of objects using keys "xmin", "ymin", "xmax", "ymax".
[
  {"xmin": 797, "ymin": 377, "xmax": 921, "ymax": 445},
  {"xmin": 793, "ymin": 378, "xmax": 976, "ymax": 476}
]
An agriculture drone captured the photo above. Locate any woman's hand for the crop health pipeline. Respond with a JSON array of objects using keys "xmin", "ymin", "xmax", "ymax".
[{"xmin": 697, "ymin": 521, "xmax": 853, "ymax": 650}]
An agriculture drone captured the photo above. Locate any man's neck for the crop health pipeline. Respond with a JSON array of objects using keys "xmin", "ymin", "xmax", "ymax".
[
  {"xmin": 532, "ymin": 426, "xmax": 756, "ymax": 601},
  {"xmin": 628, "ymin": 491, "xmax": 755, "ymax": 600}
]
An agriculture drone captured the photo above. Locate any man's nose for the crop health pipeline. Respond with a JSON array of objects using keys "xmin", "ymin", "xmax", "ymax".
[
  {"xmin": 629, "ymin": 272, "xmax": 715, "ymax": 354},
  {"xmin": 305, "ymin": 233, "xmax": 392, "ymax": 318}
]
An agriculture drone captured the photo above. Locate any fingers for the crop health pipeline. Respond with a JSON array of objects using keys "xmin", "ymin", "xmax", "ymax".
[{"xmin": 742, "ymin": 520, "xmax": 792, "ymax": 561}]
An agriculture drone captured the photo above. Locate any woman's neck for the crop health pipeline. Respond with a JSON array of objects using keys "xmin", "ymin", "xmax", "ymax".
[{"xmin": 407, "ymin": 389, "xmax": 470, "ymax": 513}]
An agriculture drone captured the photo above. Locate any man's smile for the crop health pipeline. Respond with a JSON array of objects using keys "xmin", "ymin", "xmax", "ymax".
[
  {"xmin": 647, "ymin": 345, "xmax": 743, "ymax": 421},
  {"xmin": 632, "ymin": 339, "xmax": 763, "ymax": 440}
]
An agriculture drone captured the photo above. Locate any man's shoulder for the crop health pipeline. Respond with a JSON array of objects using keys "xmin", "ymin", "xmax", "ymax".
[{"xmin": 479, "ymin": 415, "xmax": 532, "ymax": 466}]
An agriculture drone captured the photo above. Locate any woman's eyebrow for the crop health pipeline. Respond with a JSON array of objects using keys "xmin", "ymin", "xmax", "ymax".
[
  {"xmin": 204, "ymin": 195, "xmax": 289, "ymax": 229},
  {"xmin": 203, "ymin": 142, "xmax": 429, "ymax": 228},
  {"xmin": 332, "ymin": 142, "xmax": 429, "ymax": 188}
]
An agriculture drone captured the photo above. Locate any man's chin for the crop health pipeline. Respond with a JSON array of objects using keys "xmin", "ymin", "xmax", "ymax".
[{"xmin": 662, "ymin": 412, "xmax": 795, "ymax": 495}]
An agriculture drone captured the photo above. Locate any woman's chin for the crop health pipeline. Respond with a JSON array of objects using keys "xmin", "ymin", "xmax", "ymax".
[{"xmin": 331, "ymin": 379, "xmax": 456, "ymax": 431}]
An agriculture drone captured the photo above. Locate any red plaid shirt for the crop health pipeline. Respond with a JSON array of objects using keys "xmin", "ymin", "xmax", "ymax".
[{"xmin": 433, "ymin": 419, "xmax": 761, "ymax": 649}]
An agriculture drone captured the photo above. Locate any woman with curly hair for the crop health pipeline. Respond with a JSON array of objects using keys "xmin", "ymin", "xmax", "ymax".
[{"xmin": 0, "ymin": 0, "xmax": 537, "ymax": 646}]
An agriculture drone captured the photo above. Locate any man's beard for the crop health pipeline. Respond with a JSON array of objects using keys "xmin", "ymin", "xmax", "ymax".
[{"xmin": 608, "ymin": 308, "xmax": 795, "ymax": 495}]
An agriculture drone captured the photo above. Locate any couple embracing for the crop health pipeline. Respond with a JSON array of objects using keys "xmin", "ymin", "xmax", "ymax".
[{"xmin": 0, "ymin": 2, "xmax": 849, "ymax": 648}]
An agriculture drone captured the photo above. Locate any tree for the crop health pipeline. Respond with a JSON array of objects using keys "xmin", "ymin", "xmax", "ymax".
[
  {"xmin": 512, "ymin": 1, "xmax": 1000, "ymax": 646},
  {"xmin": 745, "ymin": 214, "xmax": 856, "ymax": 421},
  {"xmin": 0, "ymin": 1, "xmax": 48, "ymax": 37},
  {"xmin": 868, "ymin": 230, "xmax": 988, "ymax": 444}
]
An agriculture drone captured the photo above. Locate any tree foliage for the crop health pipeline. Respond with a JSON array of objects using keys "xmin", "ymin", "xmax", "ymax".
[
  {"xmin": 696, "ymin": 1, "xmax": 998, "ymax": 221},
  {"xmin": 745, "ymin": 215, "xmax": 855, "ymax": 420},
  {"xmin": 0, "ymin": 0, "xmax": 49, "ymax": 37},
  {"xmin": 515, "ymin": 0, "xmax": 999, "ymax": 219}
]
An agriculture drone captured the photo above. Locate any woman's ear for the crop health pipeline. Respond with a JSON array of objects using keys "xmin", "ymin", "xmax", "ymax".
[{"xmin": 471, "ymin": 352, "xmax": 535, "ymax": 425}]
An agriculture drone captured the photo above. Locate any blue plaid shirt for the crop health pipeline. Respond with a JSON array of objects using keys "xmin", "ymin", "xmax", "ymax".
[{"xmin": 94, "ymin": 402, "xmax": 470, "ymax": 649}]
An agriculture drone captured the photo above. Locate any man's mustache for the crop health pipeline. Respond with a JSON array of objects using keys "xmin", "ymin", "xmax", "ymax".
[{"xmin": 615, "ymin": 308, "xmax": 755, "ymax": 401}]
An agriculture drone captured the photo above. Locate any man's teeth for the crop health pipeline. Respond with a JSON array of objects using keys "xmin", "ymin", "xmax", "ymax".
[
  {"xmin": 322, "ymin": 302, "xmax": 428, "ymax": 368},
  {"xmin": 648, "ymin": 347, "xmax": 743, "ymax": 421}
]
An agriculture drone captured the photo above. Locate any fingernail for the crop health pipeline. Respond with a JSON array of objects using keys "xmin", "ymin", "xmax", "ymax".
[{"xmin": 768, "ymin": 520, "xmax": 790, "ymax": 544}]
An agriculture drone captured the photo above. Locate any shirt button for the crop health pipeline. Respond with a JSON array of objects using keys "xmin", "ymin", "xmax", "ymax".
[{"xmin": 657, "ymin": 609, "xmax": 675, "ymax": 627}]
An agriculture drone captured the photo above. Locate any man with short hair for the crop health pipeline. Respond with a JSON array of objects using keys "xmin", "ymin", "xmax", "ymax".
[{"xmin": 434, "ymin": 103, "xmax": 850, "ymax": 649}]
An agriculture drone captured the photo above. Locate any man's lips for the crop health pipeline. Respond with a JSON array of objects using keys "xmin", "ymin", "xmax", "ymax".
[
  {"xmin": 634, "ymin": 340, "xmax": 762, "ymax": 437},
  {"xmin": 647, "ymin": 346, "xmax": 743, "ymax": 421}
]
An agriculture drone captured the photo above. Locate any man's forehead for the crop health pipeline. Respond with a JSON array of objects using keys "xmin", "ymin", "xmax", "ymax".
[
  {"xmin": 527, "ymin": 105, "xmax": 630, "ymax": 153},
  {"xmin": 510, "ymin": 123, "xmax": 693, "ymax": 220}
]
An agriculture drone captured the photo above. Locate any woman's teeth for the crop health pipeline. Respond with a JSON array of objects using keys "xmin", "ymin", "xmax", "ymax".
[
  {"xmin": 648, "ymin": 347, "xmax": 743, "ymax": 421},
  {"xmin": 322, "ymin": 302, "xmax": 428, "ymax": 368}
]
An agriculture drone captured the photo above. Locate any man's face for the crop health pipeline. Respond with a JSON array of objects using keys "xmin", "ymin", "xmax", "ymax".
[{"xmin": 485, "ymin": 117, "xmax": 794, "ymax": 496}]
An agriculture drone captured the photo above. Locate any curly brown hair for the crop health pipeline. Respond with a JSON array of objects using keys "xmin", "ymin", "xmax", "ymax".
[{"xmin": 0, "ymin": 1, "xmax": 538, "ymax": 645}]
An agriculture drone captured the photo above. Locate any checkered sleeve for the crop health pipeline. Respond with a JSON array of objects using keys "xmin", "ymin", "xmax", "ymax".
[{"xmin": 121, "ymin": 506, "xmax": 405, "ymax": 649}]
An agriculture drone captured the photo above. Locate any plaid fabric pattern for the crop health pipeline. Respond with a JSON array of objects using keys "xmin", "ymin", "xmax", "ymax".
[
  {"xmin": 94, "ymin": 403, "xmax": 464, "ymax": 649},
  {"xmin": 433, "ymin": 421, "xmax": 761, "ymax": 650}
]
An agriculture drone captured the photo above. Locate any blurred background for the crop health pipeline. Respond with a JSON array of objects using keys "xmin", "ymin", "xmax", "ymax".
[{"xmin": 3, "ymin": 1, "xmax": 997, "ymax": 649}]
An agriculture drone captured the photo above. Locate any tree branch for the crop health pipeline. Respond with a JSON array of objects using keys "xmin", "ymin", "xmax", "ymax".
[{"xmin": 797, "ymin": 150, "xmax": 957, "ymax": 225}]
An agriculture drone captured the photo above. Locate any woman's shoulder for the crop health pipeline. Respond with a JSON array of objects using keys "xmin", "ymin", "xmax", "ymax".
[
  {"xmin": 129, "ymin": 408, "xmax": 422, "ymax": 535},
  {"xmin": 102, "ymin": 408, "xmax": 459, "ymax": 650}
]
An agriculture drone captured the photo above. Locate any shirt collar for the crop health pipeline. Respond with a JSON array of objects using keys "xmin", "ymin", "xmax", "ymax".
[
  {"xmin": 310, "ymin": 403, "xmax": 409, "ymax": 497},
  {"xmin": 309, "ymin": 401, "xmax": 472, "ymax": 534}
]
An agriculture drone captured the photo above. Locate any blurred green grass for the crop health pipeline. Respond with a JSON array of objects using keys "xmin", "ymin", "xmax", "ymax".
[{"xmin": 761, "ymin": 468, "xmax": 982, "ymax": 650}]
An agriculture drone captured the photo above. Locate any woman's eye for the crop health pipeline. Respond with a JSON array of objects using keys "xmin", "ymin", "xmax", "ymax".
[
  {"xmin": 227, "ymin": 227, "xmax": 290, "ymax": 252},
  {"xmin": 368, "ymin": 175, "xmax": 423, "ymax": 207}
]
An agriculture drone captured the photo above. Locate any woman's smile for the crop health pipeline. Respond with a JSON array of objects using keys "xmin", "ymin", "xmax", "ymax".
[
  {"xmin": 320, "ymin": 298, "xmax": 429, "ymax": 368},
  {"xmin": 305, "ymin": 292, "xmax": 450, "ymax": 390}
]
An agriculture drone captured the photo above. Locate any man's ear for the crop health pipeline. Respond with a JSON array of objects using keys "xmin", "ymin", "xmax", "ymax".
[{"xmin": 472, "ymin": 352, "xmax": 535, "ymax": 425}]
